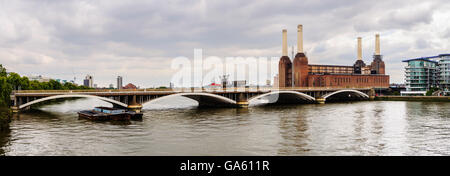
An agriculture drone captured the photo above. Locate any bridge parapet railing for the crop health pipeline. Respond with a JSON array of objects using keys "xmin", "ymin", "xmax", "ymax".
[
  {"xmin": 13, "ymin": 86, "xmax": 375, "ymax": 94},
  {"xmin": 14, "ymin": 89, "xmax": 176, "ymax": 94}
]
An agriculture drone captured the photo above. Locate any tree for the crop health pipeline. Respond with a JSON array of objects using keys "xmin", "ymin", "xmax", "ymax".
[
  {"xmin": 29, "ymin": 80, "xmax": 42, "ymax": 90},
  {"xmin": 0, "ymin": 65, "xmax": 10, "ymax": 106},
  {"xmin": 19, "ymin": 76, "xmax": 30, "ymax": 90},
  {"xmin": 7, "ymin": 72, "xmax": 21, "ymax": 90},
  {"xmin": 426, "ymin": 87, "xmax": 439, "ymax": 96},
  {"xmin": 0, "ymin": 77, "xmax": 12, "ymax": 106},
  {"xmin": 48, "ymin": 79, "xmax": 62, "ymax": 90},
  {"xmin": 0, "ymin": 64, "xmax": 6, "ymax": 77}
]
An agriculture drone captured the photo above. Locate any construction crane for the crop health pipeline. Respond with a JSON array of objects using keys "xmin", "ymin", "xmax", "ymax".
[{"xmin": 219, "ymin": 74, "xmax": 230, "ymax": 88}]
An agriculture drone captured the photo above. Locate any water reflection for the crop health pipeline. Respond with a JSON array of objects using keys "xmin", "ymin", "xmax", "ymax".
[
  {"xmin": 0, "ymin": 98, "xmax": 449, "ymax": 156},
  {"xmin": 369, "ymin": 103, "xmax": 385, "ymax": 155},
  {"xmin": 404, "ymin": 102, "xmax": 450, "ymax": 155},
  {"xmin": 351, "ymin": 105, "xmax": 367, "ymax": 154},
  {"xmin": 0, "ymin": 128, "xmax": 10, "ymax": 156},
  {"xmin": 276, "ymin": 105, "xmax": 310, "ymax": 155}
]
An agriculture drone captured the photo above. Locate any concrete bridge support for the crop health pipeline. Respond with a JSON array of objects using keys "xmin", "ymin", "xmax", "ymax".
[
  {"xmin": 316, "ymin": 98, "xmax": 326, "ymax": 104},
  {"xmin": 236, "ymin": 93, "xmax": 249, "ymax": 108},
  {"xmin": 369, "ymin": 88, "xmax": 376, "ymax": 100},
  {"xmin": 126, "ymin": 95, "xmax": 143, "ymax": 113}
]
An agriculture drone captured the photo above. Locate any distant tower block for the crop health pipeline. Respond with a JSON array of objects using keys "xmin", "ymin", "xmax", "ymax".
[
  {"xmin": 117, "ymin": 76, "xmax": 123, "ymax": 89},
  {"xmin": 278, "ymin": 29, "xmax": 292, "ymax": 88},
  {"xmin": 293, "ymin": 24, "xmax": 308, "ymax": 87}
]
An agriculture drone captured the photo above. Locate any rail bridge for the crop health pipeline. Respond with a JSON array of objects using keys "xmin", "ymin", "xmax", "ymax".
[{"xmin": 10, "ymin": 87, "xmax": 375, "ymax": 112}]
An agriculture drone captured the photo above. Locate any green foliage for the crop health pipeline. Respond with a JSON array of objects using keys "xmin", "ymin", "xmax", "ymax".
[
  {"xmin": 0, "ymin": 77, "xmax": 11, "ymax": 107},
  {"xmin": 0, "ymin": 64, "xmax": 6, "ymax": 77},
  {"xmin": 6, "ymin": 72, "xmax": 21, "ymax": 90},
  {"xmin": 29, "ymin": 80, "xmax": 42, "ymax": 90},
  {"xmin": 0, "ymin": 65, "xmax": 92, "ymax": 107},
  {"xmin": 426, "ymin": 87, "xmax": 439, "ymax": 96}
]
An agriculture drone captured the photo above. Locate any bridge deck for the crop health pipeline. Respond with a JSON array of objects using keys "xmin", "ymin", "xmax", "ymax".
[
  {"xmin": 12, "ymin": 87, "xmax": 373, "ymax": 97},
  {"xmin": 10, "ymin": 87, "xmax": 376, "ymax": 111}
]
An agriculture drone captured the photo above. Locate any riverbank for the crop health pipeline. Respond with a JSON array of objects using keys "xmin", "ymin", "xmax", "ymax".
[
  {"xmin": 0, "ymin": 107, "xmax": 11, "ymax": 131},
  {"xmin": 375, "ymin": 96, "xmax": 450, "ymax": 102}
]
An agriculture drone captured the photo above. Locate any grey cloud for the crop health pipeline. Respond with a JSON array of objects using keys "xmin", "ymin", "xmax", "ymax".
[
  {"xmin": 1, "ymin": 0, "xmax": 449, "ymax": 86},
  {"xmin": 354, "ymin": 1, "xmax": 437, "ymax": 32},
  {"xmin": 379, "ymin": 8, "xmax": 433, "ymax": 28},
  {"xmin": 443, "ymin": 28, "xmax": 450, "ymax": 38},
  {"xmin": 415, "ymin": 38, "xmax": 430, "ymax": 49},
  {"xmin": 312, "ymin": 44, "xmax": 326, "ymax": 53}
]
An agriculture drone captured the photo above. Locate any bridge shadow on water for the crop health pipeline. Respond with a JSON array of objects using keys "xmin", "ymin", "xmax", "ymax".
[
  {"xmin": 16, "ymin": 108, "xmax": 134, "ymax": 126},
  {"xmin": 15, "ymin": 108, "xmax": 62, "ymax": 120},
  {"xmin": 325, "ymin": 99, "xmax": 369, "ymax": 103},
  {"xmin": 27, "ymin": 97, "xmax": 84, "ymax": 108},
  {"xmin": 324, "ymin": 91, "xmax": 369, "ymax": 103}
]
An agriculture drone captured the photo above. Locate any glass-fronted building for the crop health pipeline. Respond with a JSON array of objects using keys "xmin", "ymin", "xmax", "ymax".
[
  {"xmin": 402, "ymin": 54, "xmax": 450, "ymax": 96},
  {"xmin": 438, "ymin": 54, "xmax": 450, "ymax": 94}
]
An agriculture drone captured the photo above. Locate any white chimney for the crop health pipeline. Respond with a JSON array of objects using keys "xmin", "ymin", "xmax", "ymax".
[
  {"xmin": 357, "ymin": 37, "xmax": 362, "ymax": 60},
  {"xmin": 297, "ymin": 25, "xmax": 303, "ymax": 53},
  {"xmin": 282, "ymin": 29, "xmax": 288, "ymax": 56},
  {"xmin": 375, "ymin": 34, "xmax": 380, "ymax": 55}
]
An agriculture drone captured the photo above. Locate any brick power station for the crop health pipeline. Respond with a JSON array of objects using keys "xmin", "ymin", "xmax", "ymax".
[{"xmin": 278, "ymin": 25, "xmax": 389, "ymax": 88}]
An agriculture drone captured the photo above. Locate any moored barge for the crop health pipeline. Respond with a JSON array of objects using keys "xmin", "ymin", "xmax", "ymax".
[{"xmin": 78, "ymin": 107, "xmax": 143, "ymax": 121}]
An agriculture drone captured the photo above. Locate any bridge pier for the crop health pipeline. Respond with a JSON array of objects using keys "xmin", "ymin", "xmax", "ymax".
[
  {"xmin": 369, "ymin": 88, "xmax": 376, "ymax": 100},
  {"xmin": 235, "ymin": 93, "xmax": 249, "ymax": 108},
  {"xmin": 11, "ymin": 106, "xmax": 20, "ymax": 113},
  {"xmin": 314, "ymin": 92, "xmax": 325, "ymax": 104},
  {"xmin": 10, "ymin": 106, "xmax": 30, "ymax": 113},
  {"xmin": 127, "ymin": 95, "xmax": 143, "ymax": 113},
  {"xmin": 316, "ymin": 98, "xmax": 326, "ymax": 104},
  {"xmin": 127, "ymin": 105, "xmax": 143, "ymax": 113}
]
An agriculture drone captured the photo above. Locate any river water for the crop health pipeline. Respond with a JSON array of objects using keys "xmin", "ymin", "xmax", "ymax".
[{"xmin": 0, "ymin": 97, "xmax": 449, "ymax": 156}]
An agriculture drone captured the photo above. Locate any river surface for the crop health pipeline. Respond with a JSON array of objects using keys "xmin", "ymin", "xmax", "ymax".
[{"xmin": 0, "ymin": 97, "xmax": 449, "ymax": 156}]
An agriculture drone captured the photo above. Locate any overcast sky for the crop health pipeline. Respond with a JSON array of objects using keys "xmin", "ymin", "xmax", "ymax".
[{"xmin": 1, "ymin": 0, "xmax": 449, "ymax": 87}]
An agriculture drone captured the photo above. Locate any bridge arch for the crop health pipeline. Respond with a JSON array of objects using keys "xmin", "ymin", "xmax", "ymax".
[
  {"xmin": 248, "ymin": 91, "xmax": 316, "ymax": 104},
  {"xmin": 321, "ymin": 89, "xmax": 369, "ymax": 102},
  {"xmin": 18, "ymin": 94, "xmax": 128, "ymax": 109},
  {"xmin": 142, "ymin": 92, "xmax": 237, "ymax": 107}
]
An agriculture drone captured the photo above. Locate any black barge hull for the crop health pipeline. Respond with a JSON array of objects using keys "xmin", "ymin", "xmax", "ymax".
[{"xmin": 78, "ymin": 111, "xmax": 131, "ymax": 121}]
